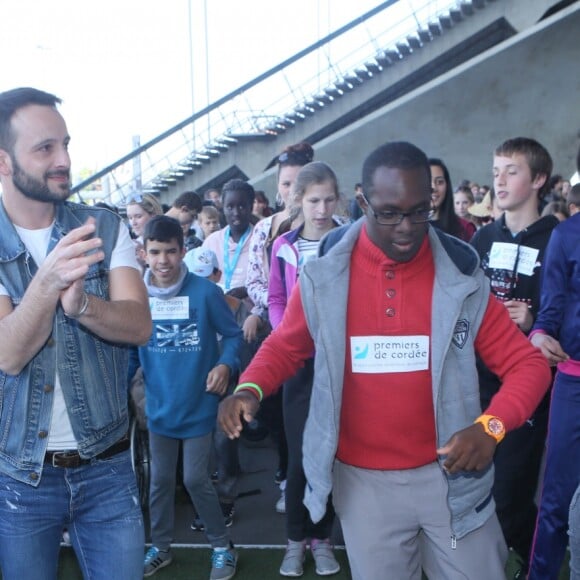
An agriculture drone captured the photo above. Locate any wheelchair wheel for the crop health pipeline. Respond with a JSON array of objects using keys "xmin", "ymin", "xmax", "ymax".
[{"xmin": 130, "ymin": 416, "xmax": 150, "ymax": 511}]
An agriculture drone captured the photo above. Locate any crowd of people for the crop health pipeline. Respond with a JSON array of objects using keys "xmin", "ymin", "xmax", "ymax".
[{"xmin": 0, "ymin": 85, "xmax": 579, "ymax": 580}]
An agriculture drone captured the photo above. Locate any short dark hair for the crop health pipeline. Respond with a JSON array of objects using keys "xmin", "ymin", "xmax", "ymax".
[
  {"xmin": 142, "ymin": 215, "xmax": 184, "ymax": 250},
  {"xmin": 494, "ymin": 137, "xmax": 553, "ymax": 199},
  {"xmin": 221, "ymin": 178, "xmax": 255, "ymax": 206},
  {"xmin": 568, "ymin": 183, "xmax": 580, "ymax": 208},
  {"xmin": 541, "ymin": 200, "xmax": 569, "ymax": 219},
  {"xmin": 173, "ymin": 190, "xmax": 202, "ymax": 213},
  {"xmin": 0, "ymin": 87, "xmax": 61, "ymax": 152},
  {"xmin": 549, "ymin": 174, "xmax": 563, "ymax": 190},
  {"xmin": 362, "ymin": 142, "xmax": 430, "ymax": 196}
]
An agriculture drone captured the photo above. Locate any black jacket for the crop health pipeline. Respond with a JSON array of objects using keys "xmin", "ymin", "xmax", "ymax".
[{"xmin": 471, "ymin": 213, "xmax": 558, "ymax": 409}]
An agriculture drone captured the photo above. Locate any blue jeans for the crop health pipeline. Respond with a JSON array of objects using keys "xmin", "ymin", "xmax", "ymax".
[{"xmin": 0, "ymin": 450, "xmax": 144, "ymax": 580}]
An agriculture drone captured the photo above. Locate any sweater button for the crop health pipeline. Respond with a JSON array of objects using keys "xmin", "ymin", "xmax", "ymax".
[
  {"xmin": 386, "ymin": 288, "xmax": 396, "ymax": 298},
  {"xmin": 385, "ymin": 307, "xmax": 396, "ymax": 317},
  {"xmin": 385, "ymin": 270, "xmax": 395, "ymax": 280}
]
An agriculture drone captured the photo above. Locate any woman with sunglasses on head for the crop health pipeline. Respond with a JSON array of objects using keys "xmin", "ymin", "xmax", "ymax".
[
  {"xmin": 126, "ymin": 193, "xmax": 164, "ymax": 269},
  {"xmin": 429, "ymin": 158, "xmax": 476, "ymax": 242},
  {"xmin": 246, "ymin": 142, "xmax": 315, "ymax": 311}
]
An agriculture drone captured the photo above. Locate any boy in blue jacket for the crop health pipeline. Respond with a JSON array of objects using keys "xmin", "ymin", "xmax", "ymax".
[{"xmin": 139, "ymin": 216, "xmax": 241, "ymax": 580}]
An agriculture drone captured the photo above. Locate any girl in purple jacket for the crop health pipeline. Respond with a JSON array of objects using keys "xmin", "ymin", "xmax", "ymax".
[{"xmin": 268, "ymin": 162, "xmax": 344, "ymax": 577}]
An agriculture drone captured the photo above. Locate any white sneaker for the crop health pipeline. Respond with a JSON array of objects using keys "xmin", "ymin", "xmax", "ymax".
[
  {"xmin": 311, "ymin": 538, "xmax": 340, "ymax": 576},
  {"xmin": 276, "ymin": 479, "xmax": 286, "ymax": 514},
  {"xmin": 279, "ymin": 540, "xmax": 306, "ymax": 576}
]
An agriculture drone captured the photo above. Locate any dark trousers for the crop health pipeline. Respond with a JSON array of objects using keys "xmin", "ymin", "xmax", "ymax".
[
  {"xmin": 259, "ymin": 388, "xmax": 288, "ymax": 475},
  {"xmin": 492, "ymin": 404, "xmax": 548, "ymax": 565},
  {"xmin": 283, "ymin": 358, "xmax": 335, "ymax": 542},
  {"xmin": 529, "ymin": 372, "xmax": 580, "ymax": 579}
]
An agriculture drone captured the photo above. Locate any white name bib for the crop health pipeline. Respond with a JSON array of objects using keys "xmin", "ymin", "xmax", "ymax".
[
  {"xmin": 350, "ymin": 335, "xmax": 429, "ymax": 373},
  {"xmin": 150, "ymin": 296, "xmax": 190, "ymax": 320},
  {"xmin": 488, "ymin": 242, "xmax": 539, "ymax": 277}
]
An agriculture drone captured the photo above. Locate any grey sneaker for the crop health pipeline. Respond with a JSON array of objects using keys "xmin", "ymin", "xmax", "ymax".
[
  {"xmin": 310, "ymin": 539, "xmax": 340, "ymax": 576},
  {"xmin": 279, "ymin": 540, "xmax": 306, "ymax": 577},
  {"xmin": 144, "ymin": 546, "xmax": 173, "ymax": 577},
  {"xmin": 210, "ymin": 544, "xmax": 237, "ymax": 580}
]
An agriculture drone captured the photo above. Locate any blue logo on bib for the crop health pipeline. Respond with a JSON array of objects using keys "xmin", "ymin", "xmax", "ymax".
[{"xmin": 354, "ymin": 344, "xmax": 369, "ymax": 359}]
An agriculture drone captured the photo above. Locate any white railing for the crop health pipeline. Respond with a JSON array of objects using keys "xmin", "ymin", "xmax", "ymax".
[{"xmin": 72, "ymin": 0, "xmax": 476, "ymax": 205}]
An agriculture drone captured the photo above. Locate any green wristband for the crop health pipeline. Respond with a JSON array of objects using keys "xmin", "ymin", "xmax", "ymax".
[{"xmin": 234, "ymin": 383, "xmax": 263, "ymax": 402}]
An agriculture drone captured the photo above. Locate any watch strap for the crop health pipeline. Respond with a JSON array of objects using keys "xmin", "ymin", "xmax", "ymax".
[{"xmin": 474, "ymin": 414, "xmax": 505, "ymax": 443}]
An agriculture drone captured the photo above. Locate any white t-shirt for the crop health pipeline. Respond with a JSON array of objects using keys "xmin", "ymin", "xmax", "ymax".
[{"xmin": 0, "ymin": 221, "xmax": 138, "ymax": 450}]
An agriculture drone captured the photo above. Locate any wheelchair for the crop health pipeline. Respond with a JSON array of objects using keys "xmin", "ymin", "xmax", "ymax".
[{"xmin": 129, "ymin": 367, "xmax": 150, "ymax": 511}]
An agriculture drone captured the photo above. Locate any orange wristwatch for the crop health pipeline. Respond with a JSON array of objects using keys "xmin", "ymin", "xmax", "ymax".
[{"xmin": 474, "ymin": 415, "xmax": 506, "ymax": 443}]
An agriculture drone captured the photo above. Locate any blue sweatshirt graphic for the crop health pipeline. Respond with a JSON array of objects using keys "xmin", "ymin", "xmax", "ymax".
[{"xmin": 139, "ymin": 272, "xmax": 242, "ymax": 438}]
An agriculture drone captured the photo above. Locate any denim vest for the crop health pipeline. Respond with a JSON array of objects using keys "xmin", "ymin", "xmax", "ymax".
[{"xmin": 0, "ymin": 201, "xmax": 130, "ymax": 486}]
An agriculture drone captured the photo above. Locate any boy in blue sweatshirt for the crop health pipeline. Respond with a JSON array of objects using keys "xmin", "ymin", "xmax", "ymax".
[{"xmin": 139, "ymin": 216, "xmax": 241, "ymax": 580}]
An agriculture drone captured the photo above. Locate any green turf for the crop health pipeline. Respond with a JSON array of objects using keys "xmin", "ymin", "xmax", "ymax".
[
  {"xmin": 53, "ymin": 546, "xmax": 571, "ymax": 579},
  {"xmin": 56, "ymin": 546, "xmax": 353, "ymax": 579}
]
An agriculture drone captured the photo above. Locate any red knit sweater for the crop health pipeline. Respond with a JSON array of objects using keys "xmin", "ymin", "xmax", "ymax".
[
  {"xmin": 338, "ymin": 229, "xmax": 436, "ymax": 469},
  {"xmin": 238, "ymin": 226, "xmax": 551, "ymax": 467}
]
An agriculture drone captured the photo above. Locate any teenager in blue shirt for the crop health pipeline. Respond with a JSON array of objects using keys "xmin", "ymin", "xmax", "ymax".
[{"xmin": 139, "ymin": 216, "xmax": 241, "ymax": 580}]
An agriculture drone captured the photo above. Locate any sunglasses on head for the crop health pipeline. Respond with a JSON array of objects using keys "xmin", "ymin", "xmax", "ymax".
[
  {"xmin": 127, "ymin": 193, "xmax": 143, "ymax": 203},
  {"xmin": 277, "ymin": 150, "xmax": 313, "ymax": 165}
]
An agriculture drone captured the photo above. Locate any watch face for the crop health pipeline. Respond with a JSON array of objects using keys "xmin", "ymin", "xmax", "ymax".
[{"xmin": 488, "ymin": 418, "xmax": 505, "ymax": 435}]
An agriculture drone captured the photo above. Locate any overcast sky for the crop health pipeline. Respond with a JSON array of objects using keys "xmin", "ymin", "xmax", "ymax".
[{"xmin": 2, "ymin": 0, "xmax": 455, "ymax": 178}]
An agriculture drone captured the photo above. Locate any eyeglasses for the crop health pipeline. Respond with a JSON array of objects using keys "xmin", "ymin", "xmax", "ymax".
[{"xmin": 363, "ymin": 195, "xmax": 431, "ymax": 226}]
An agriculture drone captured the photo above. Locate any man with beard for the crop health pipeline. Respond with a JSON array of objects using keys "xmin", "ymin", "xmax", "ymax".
[{"xmin": 0, "ymin": 87, "xmax": 152, "ymax": 580}]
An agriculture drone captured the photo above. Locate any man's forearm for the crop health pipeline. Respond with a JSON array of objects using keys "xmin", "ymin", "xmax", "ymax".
[
  {"xmin": 77, "ymin": 294, "xmax": 152, "ymax": 345},
  {"xmin": 0, "ymin": 278, "xmax": 60, "ymax": 375}
]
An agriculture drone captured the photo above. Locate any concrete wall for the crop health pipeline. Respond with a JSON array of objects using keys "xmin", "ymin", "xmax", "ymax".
[
  {"xmin": 156, "ymin": 0, "xmax": 579, "ymax": 205},
  {"xmin": 250, "ymin": 0, "xmax": 580, "ymax": 199}
]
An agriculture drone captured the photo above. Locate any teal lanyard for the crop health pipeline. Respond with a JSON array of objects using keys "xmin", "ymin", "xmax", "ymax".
[{"xmin": 223, "ymin": 226, "xmax": 251, "ymax": 290}]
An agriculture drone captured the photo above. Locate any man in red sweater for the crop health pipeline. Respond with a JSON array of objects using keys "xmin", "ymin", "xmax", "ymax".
[{"xmin": 219, "ymin": 142, "xmax": 551, "ymax": 579}]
